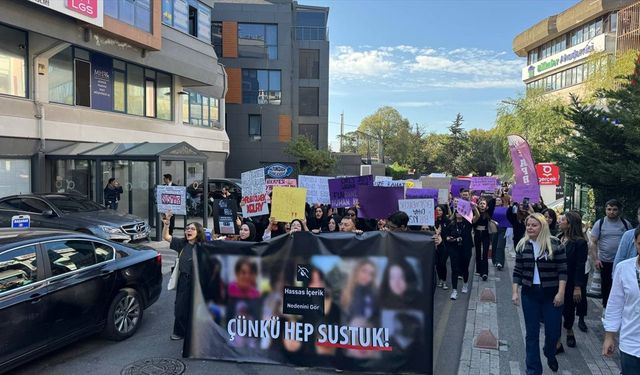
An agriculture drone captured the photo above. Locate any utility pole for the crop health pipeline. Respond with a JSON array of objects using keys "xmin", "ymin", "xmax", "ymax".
[{"xmin": 339, "ymin": 112, "xmax": 344, "ymax": 152}]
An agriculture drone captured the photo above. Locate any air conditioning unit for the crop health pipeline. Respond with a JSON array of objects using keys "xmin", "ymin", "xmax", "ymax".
[{"xmin": 360, "ymin": 165, "xmax": 372, "ymax": 176}]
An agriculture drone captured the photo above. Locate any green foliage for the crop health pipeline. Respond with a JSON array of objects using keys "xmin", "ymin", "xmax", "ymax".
[
  {"xmin": 386, "ymin": 162, "xmax": 409, "ymax": 180},
  {"xmin": 284, "ymin": 136, "xmax": 336, "ymax": 176},
  {"xmin": 358, "ymin": 106, "xmax": 412, "ymax": 163},
  {"xmin": 584, "ymin": 50, "xmax": 638, "ymax": 97}
]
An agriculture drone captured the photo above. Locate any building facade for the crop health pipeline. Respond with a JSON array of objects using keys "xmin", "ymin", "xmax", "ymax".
[
  {"xmin": 211, "ymin": 0, "xmax": 329, "ymax": 178},
  {"xmin": 513, "ymin": 0, "xmax": 637, "ymax": 98},
  {"xmin": 0, "ymin": 0, "xmax": 230, "ymax": 230}
]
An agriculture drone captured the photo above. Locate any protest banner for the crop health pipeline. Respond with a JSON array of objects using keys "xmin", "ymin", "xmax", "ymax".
[
  {"xmin": 213, "ymin": 199, "xmax": 239, "ymax": 235},
  {"xmin": 271, "ymin": 186, "xmax": 307, "ymax": 222},
  {"xmin": 266, "ymin": 178, "xmax": 298, "ymax": 195},
  {"xmin": 511, "ymin": 184, "xmax": 541, "ymax": 204},
  {"xmin": 438, "ymin": 189, "xmax": 449, "ymax": 205},
  {"xmin": 328, "ymin": 175, "xmax": 374, "ymax": 208},
  {"xmin": 187, "ymin": 231, "xmax": 435, "ymax": 374},
  {"xmin": 508, "ymin": 135, "xmax": 540, "ymax": 203},
  {"xmin": 493, "ymin": 207, "xmax": 511, "ymax": 228},
  {"xmin": 398, "ymin": 199, "xmax": 435, "ymax": 226},
  {"xmin": 241, "ymin": 168, "xmax": 269, "ymax": 217},
  {"xmin": 405, "ymin": 180, "xmax": 422, "ymax": 189},
  {"xmin": 450, "ymin": 179, "xmax": 471, "ymax": 198},
  {"xmin": 406, "ymin": 188, "xmax": 438, "ymax": 201},
  {"xmin": 419, "ymin": 176, "xmax": 450, "ymax": 191},
  {"xmin": 469, "ymin": 177, "xmax": 497, "ymax": 192},
  {"xmin": 356, "ymin": 186, "xmax": 404, "ymax": 219},
  {"xmin": 374, "ymin": 176, "xmax": 392, "ymax": 184},
  {"xmin": 298, "ymin": 175, "xmax": 331, "ymax": 204},
  {"xmin": 374, "ymin": 179, "xmax": 406, "ymax": 187},
  {"xmin": 456, "ymin": 199, "xmax": 474, "ymax": 223},
  {"xmin": 156, "ymin": 185, "xmax": 186, "ymax": 215}
]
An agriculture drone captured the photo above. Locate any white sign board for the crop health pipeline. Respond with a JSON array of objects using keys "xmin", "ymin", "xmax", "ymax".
[
  {"xmin": 298, "ymin": 175, "xmax": 331, "ymax": 204},
  {"xmin": 241, "ymin": 168, "xmax": 269, "ymax": 217},
  {"xmin": 156, "ymin": 186, "xmax": 187, "ymax": 215},
  {"xmin": 11, "ymin": 215, "xmax": 30, "ymax": 229},
  {"xmin": 398, "ymin": 199, "xmax": 434, "ymax": 226}
]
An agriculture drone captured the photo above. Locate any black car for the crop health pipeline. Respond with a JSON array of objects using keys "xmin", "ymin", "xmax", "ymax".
[
  {"xmin": 0, "ymin": 193, "xmax": 150, "ymax": 242},
  {"xmin": 0, "ymin": 229, "xmax": 162, "ymax": 374}
]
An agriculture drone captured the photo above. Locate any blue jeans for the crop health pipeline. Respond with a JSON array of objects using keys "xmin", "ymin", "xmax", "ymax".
[
  {"xmin": 621, "ymin": 351, "xmax": 640, "ymax": 375},
  {"xmin": 521, "ymin": 285, "xmax": 562, "ymax": 375}
]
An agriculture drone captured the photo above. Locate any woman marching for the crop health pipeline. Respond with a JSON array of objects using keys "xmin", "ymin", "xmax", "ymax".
[
  {"xmin": 512, "ymin": 212, "xmax": 567, "ymax": 374},
  {"xmin": 162, "ymin": 211, "xmax": 206, "ymax": 340},
  {"xmin": 474, "ymin": 197, "xmax": 496, "ymax": 281},
  {"xmin": 557, "ymin": 211, "xmax": 588, "ymax": 351}
]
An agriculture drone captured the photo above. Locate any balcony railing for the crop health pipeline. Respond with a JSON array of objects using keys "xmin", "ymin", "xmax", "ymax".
[{"xmin": 293, "ymin": 26, "xmax": 328, "ymax": 41}]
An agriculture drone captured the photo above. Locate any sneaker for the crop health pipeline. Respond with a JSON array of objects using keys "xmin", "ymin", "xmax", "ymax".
[
  {"xmin": 458, "ymin": 276, "xmax": 463, "ymax": 280},
  {"xmin": 496, "ymin": 263, "xmax": 503, "ymax": 271},
  {"xmin": 442, "ymin": 283, "xmax": 449, "ymax": 290},
  {"xmin": 482, "ymin": 274, "xmax": 488, "ymax": 281},
  {"xmin": 170, "ymin": 334, "xmax": 184, "ymax": 340},
  {"xmin": 578, "ymin": 319, "xmax": 588, "ymax": 332},
  {"xmin": 450, "ymin": 290, "xmax": 458, "ymax": 300},
  {"xmin": 462, "ymin": 283, "xmax": 469, "ymax": 294},
  {"xmin": 437, "ymin": 280, "xmax": 443, "ymax": 288}
]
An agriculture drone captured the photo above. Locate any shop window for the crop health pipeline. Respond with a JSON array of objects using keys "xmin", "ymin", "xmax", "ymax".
[
  {"xmin": 145, "ymin": 79, "xmax": 156, "ymax": 117},
  {"xmin": 0, "ymin": 159, "xmax": 30, "ymax": 196},
  {"xmin": 74, "ymin": 59, "xmax": 91, "ymax": 107},
  {"xmin": 0, "ymin": 24, "xmax": 27, "ymax": 97},
  {"xmin": 182, "ymin": 94, "xmax": 189, "ymax": 123},
  {"xmin": 156, "ymin": 72, "xmax": 172, "ymax": 120},
  {"xmin": 249, "ymin": 115, "xmax": 262, "ymax": 138},
  {"xmin": 127, "ymin": 64, "xmax": 144, "ymax": 115},
  {"xmin": 242, "ymin": 69, "xmax": 281, "ymax": 105},
  {"xmin": 238, "ymin": 24, "xmax": 277, "ymax": 59},
  {"xmin": 114, "ymin": 70, "xmax": 126, "ymax": 112},
  {"xmin": 49, "ymin": 47, "xmax": 73, "ymax": 104},
  {"xmin": 299, "ymin": 87, "xmax": 319, "ymax": 116},
  {"xmin": 105, "ymin": 0, "xmax": 152, "ymax": 32}
]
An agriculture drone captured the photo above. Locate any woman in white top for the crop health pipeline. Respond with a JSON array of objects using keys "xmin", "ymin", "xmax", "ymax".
[{"xmin": 603, "ymin": 226, "xmax": 640, "ymax": 373}]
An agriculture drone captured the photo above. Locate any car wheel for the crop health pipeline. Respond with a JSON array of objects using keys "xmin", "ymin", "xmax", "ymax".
[{"xmin": 103, "ymin": 288, "xmax": 144, "ymax": 341}]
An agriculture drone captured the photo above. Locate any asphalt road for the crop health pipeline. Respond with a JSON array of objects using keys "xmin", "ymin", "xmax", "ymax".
[{"xmin": 12, "ymin": 246, "xmax": 469, "ymax": 375}]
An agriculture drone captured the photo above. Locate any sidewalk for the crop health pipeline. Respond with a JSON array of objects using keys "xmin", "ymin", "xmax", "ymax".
[{"xmin": 458, "ymin": 250, "xmax": 621, "ymax": 375}]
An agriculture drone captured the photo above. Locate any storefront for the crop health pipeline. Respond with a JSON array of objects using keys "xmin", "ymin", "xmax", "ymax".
[{"xmin": 46, "ymin": 142, "xmax": 209, "ymax": 240}]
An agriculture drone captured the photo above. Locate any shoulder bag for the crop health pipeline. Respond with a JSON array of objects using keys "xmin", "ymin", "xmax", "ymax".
[
  {"xmin": 167, "ymin": 251, "xmax": 182, "ymax": 291},
  {"xmin": 488, "ymin": 220, "xmax": 498, "ymax": 234}
]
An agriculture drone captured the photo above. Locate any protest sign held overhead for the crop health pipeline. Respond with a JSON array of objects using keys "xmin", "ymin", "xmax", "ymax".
[
  {"xmin": 398, "ymin": 199, "xmax": 435, "ymax": 226},
  {"xmin": 456, "ymin": 198, "xmax": 474, "ymax": 223},
  {"xmin": 266, "ymin": 178, "xmax": 297, "ymax": 195},
  {"xmin": 356, "ymin": 186, "xmax": 404, "ymax": 219},
  {"xmin": 469, "ymin": 177, "xmax": 497, "ymax": 192},
  {"xmin": 241, "ymin": 168, "xmax": 269, "ymax": 217},
  {"xmin": 328, "ymin": 175, "xmax": 373, "ymax": 208},
  {"xmin": 271, "ymin": 186, "xmax": 307, "ymax": 222},
  {"xmin": 156, "ymin": 185, "xmax": 186, "ymax": 215},
  {"xmin": 406, "ymin": 188, "xmax": 439, "ymax": 201},
  {"xmin": 298, "ymin": 175, "xmax": 331, "ymax": 204}
]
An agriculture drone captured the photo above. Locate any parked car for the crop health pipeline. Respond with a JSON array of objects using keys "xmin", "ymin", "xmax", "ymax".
[
  {"xmin": 0, "ymin": 228, "xmax": 162, "ymax": 374},
  {"xmin": 186, "ymin": 178, "xmax": 242, "ymax": 216},
  {"xmin": 0, "ymin": 193, "xmax": 150, "ymax": 242}
]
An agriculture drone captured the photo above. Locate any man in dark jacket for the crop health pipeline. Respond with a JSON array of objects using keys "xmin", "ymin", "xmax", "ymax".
[{"xmin": 104, "ymin": 178, "xmax": 123, "ymax": 210}]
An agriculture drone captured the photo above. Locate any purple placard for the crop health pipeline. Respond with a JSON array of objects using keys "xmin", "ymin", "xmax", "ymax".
[
  {"xmin": 328, "ymin": 175, "xmax": 374, "ymax": 208},
  {"xmin": 456, "ymin": 198, "xmax": 474, "ymax": 223},
  {"xmin": 511, "ymin": 184, "xmax": 541, "ymax": 204},
  {"xmin": 406, "ymin": 188, "xmax": 439, "ymax": 200},
  {"xmin": 470, "ymin": 177, "xmax": 497, "ymax": 192},
  {"xmin": 356, "ymin": 186, "xmax": 404, "ymax": 219},
  {"xmin": 493, "ymin": 207, "xmax": 511, "ymax": 228},
  {"xmin": 450, "ymin": 179, "xmax": 471, "ymax": 198},
  {"xmin": 90, "ymin": 53, "xmax": 113, "ymax": 111}
]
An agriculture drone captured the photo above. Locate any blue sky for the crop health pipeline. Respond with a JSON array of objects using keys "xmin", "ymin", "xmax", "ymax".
[{"xmin": 303, "ymin": 0, "xmax": 579, "ymax": 150}]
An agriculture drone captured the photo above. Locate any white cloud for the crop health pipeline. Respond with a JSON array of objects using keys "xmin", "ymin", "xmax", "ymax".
[{"xmin": 330, "ymin": 46, "xmax": 395, "ymax": 79}]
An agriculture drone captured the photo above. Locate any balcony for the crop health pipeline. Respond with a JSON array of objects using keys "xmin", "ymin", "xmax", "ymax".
[{"xmin": 293, "ymin": 26, "xmax": 328, "ymax": 41}]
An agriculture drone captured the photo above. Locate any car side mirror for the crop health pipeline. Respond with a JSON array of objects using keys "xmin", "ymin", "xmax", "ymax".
[{"xmin": 42, "ymin": 210, "xmax": 56, "ymax": 218}]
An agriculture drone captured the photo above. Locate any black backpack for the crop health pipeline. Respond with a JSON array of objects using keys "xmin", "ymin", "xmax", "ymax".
[{"xmin": 597, "ymin": 217, "xmax": 630, "ymax": 234}]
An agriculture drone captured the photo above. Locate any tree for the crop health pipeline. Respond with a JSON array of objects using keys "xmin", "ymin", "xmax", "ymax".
[
  {"xmin": 439, "ymin": 113, "xmax": 471, "ymax": 176},
  {"xmin": 584, "ymin": 50, "xmax": 638, "ymax": 97},
  {"xmin": 466, "ymin": 129, "xmax": 499, "ymax": 176},
  {"xmin": 555, "ymin": 56, "xmax": 640, "ymax": 220},
  {"xmin": 358, "ymin": 106, "xmax": 412, "ymax": 163},
  {"xmin": 284, "ymin": 136, "xmax": 336, "ymax": 176}
]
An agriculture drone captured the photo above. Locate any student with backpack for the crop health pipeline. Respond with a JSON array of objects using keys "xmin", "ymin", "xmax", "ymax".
[{"xmin": 589, "ymin": 199, "xmax": 631, "ymax": 315}]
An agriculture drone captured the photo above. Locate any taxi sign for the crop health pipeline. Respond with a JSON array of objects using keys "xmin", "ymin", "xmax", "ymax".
[{"xmin": 11, "ymin": 215, "xmax": 30, "ymax": 229}]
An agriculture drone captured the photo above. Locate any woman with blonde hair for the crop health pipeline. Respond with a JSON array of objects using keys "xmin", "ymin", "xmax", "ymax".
[
  {"xmin": 340, "ymin": 259, "xmax": 379, "ymax": 321},
  {"xmin": 512, "ymin": 212, "xmax": 567, "ymax": 374}
]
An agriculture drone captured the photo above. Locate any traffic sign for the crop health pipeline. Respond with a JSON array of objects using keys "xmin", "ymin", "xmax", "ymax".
[{"xmin": 11, "ymin": 215, "xmax": 30, "ymax": 229}]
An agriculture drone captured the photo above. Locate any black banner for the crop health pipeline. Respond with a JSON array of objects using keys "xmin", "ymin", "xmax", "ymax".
[{"xmin": 187, "ymin": 231, "xmax": 435, "ymax": 374}]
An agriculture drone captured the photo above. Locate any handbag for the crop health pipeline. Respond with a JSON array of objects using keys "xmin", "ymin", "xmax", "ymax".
[
  {"xmin": 167, "ymin": 253, "xmax": 181, "ymax": 291},
  {"xmin": 488, "ymin": 220, "xmax": 498, "ymax": 234}
]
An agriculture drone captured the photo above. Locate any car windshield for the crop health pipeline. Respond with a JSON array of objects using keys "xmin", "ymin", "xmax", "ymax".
[{"xmin": 47, "ymin": 196, "xmax": 105, "ymax": 213}]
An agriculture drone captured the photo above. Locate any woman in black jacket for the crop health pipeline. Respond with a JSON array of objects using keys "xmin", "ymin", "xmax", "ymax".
[
  {"xmin": 435, "ymin": 204, "xmax": 451, "ymax": 289},
  {"xmin": 557, "ymin": 211, "xmax": 588, "ymax": 350},
  {"xmin": 473, "ymin": 197, "xmax": 496, "ymax": 281},
  {"xmin": 445, "ymin": 210, "xmax": 474, "ymax": 300}
]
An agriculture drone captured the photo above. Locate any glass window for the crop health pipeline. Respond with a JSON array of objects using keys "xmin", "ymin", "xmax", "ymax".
[
  {"xmin": 113, "ymin": 59, "xmax": 126, "ymax": 70},
  {"xmin": 20, "ymin": 198, "xmax": 51, "ymax": 214},
  {"xmin": 296, "ymin": 11, "xmax": 326, "ymax": 40},
  {"xmin": 238, "ymin": 24, "xmax": 278, "ymax": 60},
  {"xmin": 94, "ymin": 242, "xmax": 115, "ymax": 263},
  {"xmin": 299, "ymin": 124, "xmax": 318, "ymax": 148},
  {"xmin": 249, "ymin": 115, "xmax": 261, "ymax": 137},
  {"xmin": 0, "ymin": 246, "xmax": 38, "ymax": 294},
  {"xmin": 300, "ymin": 49, "xmax": 320, "ymax": 79},
  {"xmin": 135, "ymin": 0, "xmax": 152, "ymax": 32},
  {"xmin": 182, "ymin": 94, "xmax": 189, "ymax": 123},
  {"xmin": 589, "ymin": 22, "xmax": 596, "ymax": 39},
  {"xmin": 242, "ymin": 69, "xmax": 281, "ymax": 105},
  {"xmin": 596, "ymin": 19, "xmax": 603, "ymax": 35},
  {"xmin": 570, "ymin": 32, "xmax": 577, "ymax": 47},
  {"xmin": 127, "ymin": 64, "xmax": 144, "ymax": 115},
  {"xmin": 576, "ymin": 28, "xmax": 583, "ymax": 44},
  {"xmin": 106, "ymin": 0, "xmax": 151, "ymax": 32},
  {"xmin": 145, "ymin": 79, "xmax": 155, "ymax": 117},
  {"xmin": 611, "ymin": 12, "xmax": 618, "ymax": 32},
  {"xmin": 156, "ymin": 72, "xmax": 172, "ymax": 120},
  {"xmin": 202, "ymin": 96, "xmax": 209, "ymax": 127},
  {"xmin": 212, "ymin": 21, "xmax": 223, "ymax": 57},
  {"xmin": 44, "ymin": 240, "xmax": 96, "ymax": 276},
  {"xmin": 189, "ymin": 92, "xmax": 202, "ymax": 126},
  {"xmin": 114, "ymin": 70, "xmax": 125, "ymax": 112},
  {"xmin": 0, "ymin": 159, "xmax": 30, "ymax": 196},
  {"xmin": 188, "ymin": 5, "xmax": 197, "ymax": 37},
  {"xmin": 74, "ymin": 59, "xmax": 91, "ymax": 107},
  {"xmin": 49, "ymin": 47, "xmax": 73, "ymax": 104},
  {"xmin": 210, "ymin": 98, "xmax": 220, "ymax": 127},
  {"xmin": 576, "ymin": 65, "xmax": 584, "ymax": 84},
  {"xmin": 299, "ymin": 87, "xmax": 319, "ymax": 116}
]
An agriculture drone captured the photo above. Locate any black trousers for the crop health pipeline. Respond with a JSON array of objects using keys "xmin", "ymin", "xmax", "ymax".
[
  {"xmin": 174, "ymin": 272, "xmax": 192, "ymax": 337},
  {"xmin": 600, "ymin": 261, "xmax": 613, "ymax": 308},
  {"xmin": 436, "ymin": 244, "xmax": 448, "ymax": 281},
  {"xmin": 474, "ymin": 230, "xmax": 490, "ymax": 276},
  {"xmin": 169, "ymin": 215, "xmax": 176, "ymax": 236},
  {"xmin": 562, "ymin": 274, "xmax": 588, "ymax": 330},
  {"xmin": 449, "ymin": 244, "xmax": 471, "ymax": 290}
]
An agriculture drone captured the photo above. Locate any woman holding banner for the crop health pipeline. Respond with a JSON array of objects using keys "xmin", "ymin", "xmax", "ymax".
[
  {"xmin": 512, "ymin": 213, "xmax": 567, "ymax": 374},
  {"xmin": 162, "ymin": 211, "xmax": 206, "ymax": 340}
]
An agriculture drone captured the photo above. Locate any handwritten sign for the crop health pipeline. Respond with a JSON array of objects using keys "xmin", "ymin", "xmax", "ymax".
[
  {"xmin": 298, "ymin": 175, "xmax": 330, "ymax": 204},
  {"xmin": 156, "ymin": 185, "xmax": 186, "ymax": 215},
  {"xmin": 374, "ymin": 176, "xmax": 392, "ymax": 184},
  {"xmin": 271, "ymin": 187, "xmax": 307, "ymax": 222},
  {"xmin": 420, "ymin": 176, "xmax": 451, "ymax": 191},
  {"xmin": 470, "ymin": 177, "xmax": 497, "ymax": 192},
  {"xmin": 266, "ymin": 178, "xmax": 297, "ymax": 195},
  {"xmin": 455, "ymin": 198, "xmax": 474, "ymax": 223},
  {"xmin": 374, "ymin": 179, "xmax": 406, "ymax": 187},
  {"xmin": 398, "ymin": 199, "xmax": 435, "ymax": 226},
  {"xmin": 328, "ymin": 175, "xmax": 373, "ymax": 208},
  {"xmin": 241, "ymin": 168, "xmax": 269, "ymax": 217}
]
